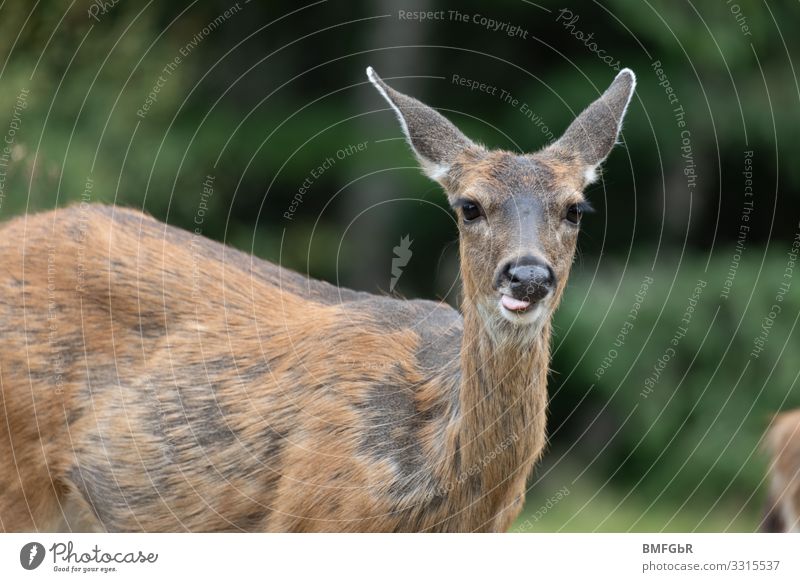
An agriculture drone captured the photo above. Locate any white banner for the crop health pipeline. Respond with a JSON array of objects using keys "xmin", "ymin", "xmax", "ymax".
[{"xmin": 0, "ymin": 533, "xmax": 796, "ymax": 581}]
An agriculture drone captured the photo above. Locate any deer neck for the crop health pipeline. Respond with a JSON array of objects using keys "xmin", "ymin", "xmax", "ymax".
[{"xmin": 447, "ymin": 296, "xmax": 552, "ymax": 503}]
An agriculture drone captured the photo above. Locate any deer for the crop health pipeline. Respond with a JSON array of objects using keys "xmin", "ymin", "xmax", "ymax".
[
  {"xmin": 761, "ymin": 409, "xmax": 800, "ymax": 532},
  {"xmin": 0, "ymin": 66, "xmax": 635, "ymax": 532}
]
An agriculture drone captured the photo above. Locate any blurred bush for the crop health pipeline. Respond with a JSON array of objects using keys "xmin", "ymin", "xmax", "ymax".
[{"xmin": 550, "ymin": 249, "xmax": 798, "ymax": 510}]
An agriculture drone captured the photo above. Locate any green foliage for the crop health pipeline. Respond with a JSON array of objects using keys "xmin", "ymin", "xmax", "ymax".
[{"xmin": 550, "ymin": 249, "xmax": 799, "ymax": 511}]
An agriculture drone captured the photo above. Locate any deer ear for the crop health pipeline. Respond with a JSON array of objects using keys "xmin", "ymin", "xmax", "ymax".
[
  {"xmin": 367, "ymin": 67, "xmax": 481, "ymax": 182},
  {"xmin": 550, "ymin": 68, "xmax": 636, "ymax": 184}
]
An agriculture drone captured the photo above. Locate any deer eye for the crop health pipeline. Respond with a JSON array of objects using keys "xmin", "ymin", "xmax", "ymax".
[
  {"xmin": 460, "ymin": 200, "xmax": 484, "ymax": 223},
  {"xmin": 566, "ymin": 204, "xmax": 581, "ymax": 225},
  {"xmin": 565, "ymin": 201, "xmax": 592, "ymax": 225}
]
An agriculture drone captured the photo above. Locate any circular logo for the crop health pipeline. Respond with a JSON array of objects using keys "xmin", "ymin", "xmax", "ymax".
[{"xmin": 19, "ymin": 542, "xmax": 46, "ymax": 570}]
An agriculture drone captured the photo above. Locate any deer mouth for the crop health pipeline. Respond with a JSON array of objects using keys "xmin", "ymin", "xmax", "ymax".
[{"xmin": 500, "ymin": 294, "xmax": 532, "ymax": 313}]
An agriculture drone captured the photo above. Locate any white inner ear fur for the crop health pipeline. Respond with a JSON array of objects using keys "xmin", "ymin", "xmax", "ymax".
[
  {"xmin": 366, "ymin": 66, "xmax": 450, "ymax": 181},
  {"xmin": 423, "ymin": 161, "xmax": 450, "ymax": 180}
]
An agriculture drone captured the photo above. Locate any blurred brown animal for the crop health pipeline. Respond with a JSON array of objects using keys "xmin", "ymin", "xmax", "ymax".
[
  {"xmin": 761, "ymin": 409, "xmax": 800, "ymax": 532},
  {"xmin": 0, "ymin": 67, "xmax": 635, "ymax": 532}
]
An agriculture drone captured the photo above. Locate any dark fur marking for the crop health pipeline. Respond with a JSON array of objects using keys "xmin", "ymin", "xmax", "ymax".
[
  {"xmin": 467, "ymin": 473, "xmax": 482, "ymax": 497},
  {"xmin": 85, "ymin": 364, "xmax": 122, "ymax": 394},
  {"xmin": 132, "ymin": 311, "xmax": 168, "ymax": 339},
  {"xmin": 232, "ymin": 509, "xmax": 269, "ymax": 532},
  {"xmin": 178, "ymin": 383, "xmax": 238, "ymax": 449},
  {"xmin": 237, "ymin": 361, "xmax": 272, "ymax": 382},
  {"xmin": 65, "ymin": 405, "xmax": 83, "ymax": 426},
  {"xmin": 356, "ymin": 381, "xmax": 424, "ymax": 478},
  {"xmin": 67, "ymin": 464, "xmax": 126, "ymax": 532},
  {"xmin": 452, "ymin": 434, "xmax": 461, "ymax": 475},
  {"xmin": 261, "ymin": 426, "xmax": 287, "ymax": 462}
]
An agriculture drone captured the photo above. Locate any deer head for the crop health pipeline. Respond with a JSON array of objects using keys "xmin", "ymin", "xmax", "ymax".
[{"xmin": 368, "ymin": 67, "xmax": 635, "ymax": 334}]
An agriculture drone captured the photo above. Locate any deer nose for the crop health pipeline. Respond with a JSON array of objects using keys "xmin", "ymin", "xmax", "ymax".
[{"xmin": 500, "ymin": 256, "xmax": 556, "ymax": 304}]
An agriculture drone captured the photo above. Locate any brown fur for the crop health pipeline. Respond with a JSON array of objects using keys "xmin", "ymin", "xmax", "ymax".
[
  {"xmin": 761, "ymin": 409, "xmax": 800, "ymax": 532},
  {"xmin": 0, "ymin": 69, "xmax": 635, "ymax": 532}
]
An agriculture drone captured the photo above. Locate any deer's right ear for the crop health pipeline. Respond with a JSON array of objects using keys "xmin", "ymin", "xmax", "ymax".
[
  {"xmin": 549, "ymin": 68, "xmax": 636, "ymax": 185},
  {"xmin": 367, "ymin": 67, "xmax": 482, "ymax": 182}
]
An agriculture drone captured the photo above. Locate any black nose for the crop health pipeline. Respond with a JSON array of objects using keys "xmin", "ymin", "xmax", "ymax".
[{"xmin": 500, "ymin": 256, "xmax": 556, "ymax": 303}]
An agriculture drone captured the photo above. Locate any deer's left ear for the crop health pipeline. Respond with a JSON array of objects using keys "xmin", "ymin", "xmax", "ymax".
[
  {"xmin": 549, "ymin": 68, "xmax": 636, "ymax": 185},
  {"xmin": 367, "ymin": 67, "xmax": 483, "ymax": 182}
]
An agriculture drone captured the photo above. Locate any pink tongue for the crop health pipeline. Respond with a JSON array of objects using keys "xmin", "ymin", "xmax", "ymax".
[{"xmin": 501, "ymin": 295, "xmax": 531, "ymax": 312}]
